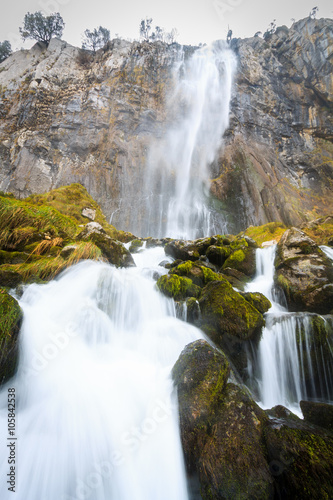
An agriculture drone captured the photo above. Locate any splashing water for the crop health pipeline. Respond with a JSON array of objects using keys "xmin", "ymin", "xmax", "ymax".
[
  {"xmin": 0, "ymin": 249, "xmax": 204, "ymax": 500},
  {"xmin": 246, "ymin": 246, "xmax": 333, "ymax": 414}
]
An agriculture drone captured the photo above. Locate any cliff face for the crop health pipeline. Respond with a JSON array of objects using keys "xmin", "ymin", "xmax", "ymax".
[
  {"xmin": 214, "ymin": 17, "xmax": 333, "ymax": 230},
  {"xmin": 0, "ymin": 17, "xmax": 332, "ymax": 234}
]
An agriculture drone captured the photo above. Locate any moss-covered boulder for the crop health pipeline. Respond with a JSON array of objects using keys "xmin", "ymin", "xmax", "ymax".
[
  {"xmin": 128, "ymin": 239, "xmax": 144, "ymax": 253},
  {"xmin": 197, "ymin": 383, "xmax": 273, "ymax": 500},
  {"xmin": 275, "ymin": 228, "xmax": 333, "ymax": 313},
  {"xmin": 264, "ymin": 414, "xmax": 333, "ymax": 499},
  {"xmin": 164, "ymin": 237, "xmax": 218, "ymax": 261},
  {"xmin": 205, "ymin": 244, "xmax": 231, "ymax": 266},
  {"xmin": 172, "ymin": 343, "xmax": 273, "ymax": 500},
  {"xmin": 300, "ymin": 400, "xmax": 333, "ymax": 432},
  {"xmin": 156, "ymin": 274, "xmax": 201, "ymax": 301},
  {"xmin": 170, "ymin": 260, "xmax": 224, "ymax": 287},
  {"xmin": 198, "ymin": 279, "xmax": 265, "ymax": 342},
  {"xmin": 222, "ymin": 238, "xmax": 257, "ymax": 277},
  {"xmin": 172, "ymin": 340, "xmax": 230, "ymax": 472},
  {"xmin": 0, "ymin": 289, "xmax": 22, "ymax": 384},
  {"xmin": 220, "ymin": 267, "xmax": 250, "ymax": 290},
  {"xmin": 240, "ymin": 291, "xmax": 272, "ymax": 314}
]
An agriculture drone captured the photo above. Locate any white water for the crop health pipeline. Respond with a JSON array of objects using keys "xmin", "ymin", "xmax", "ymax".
[
  {"xmin": 0, "ymin": 248, "xmax": 204, "ymax": 500},
  {"xmin": 136, "ymin": 42, "xmax": 236, "ymax": 238},
  {"xmin": 246, "ymin": 246, "xmax": 333, "ymax": 414},
  {"xmin": 321, "ymin": 245, "xmax": 333, "ymax": 260}
]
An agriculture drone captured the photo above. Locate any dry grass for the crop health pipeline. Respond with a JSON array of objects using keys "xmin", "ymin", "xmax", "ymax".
[
  {"xmin": 1, "ymin": 241, "xmax": 104, "ymax": 282},
  {"xmin": 0, "ymin": 196, "xmax": 78, "ymax": 250},
  {"xmin": 31, "ymin": 237, "xmax": 64, "ymax": 256}
]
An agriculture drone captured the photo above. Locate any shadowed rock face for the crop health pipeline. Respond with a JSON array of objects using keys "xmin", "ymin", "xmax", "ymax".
[{"xmin": 0, "ymin": 17, "xmax": 332, "ymax": 234}]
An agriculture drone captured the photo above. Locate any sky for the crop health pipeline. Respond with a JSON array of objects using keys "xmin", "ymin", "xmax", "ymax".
[{"xmin": 1, "ymin": 0, "xmax": 333, "ymax": 51}]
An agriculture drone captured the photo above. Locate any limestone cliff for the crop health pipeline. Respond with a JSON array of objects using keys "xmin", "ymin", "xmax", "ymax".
[
  {"xmin": 0, "ymin": 17, "xmax": 332, "ymax": 234},
  {"xmin": 215, "ymin": 17, "xmax": 333, "ymax": 230}
]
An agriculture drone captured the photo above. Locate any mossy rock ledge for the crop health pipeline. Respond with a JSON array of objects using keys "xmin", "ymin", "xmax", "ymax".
[
  {"xmin": 274, "ymin": 228, "xmax": 333, "ymax": 313},
  {"xmin": 0, "ymin": 289, "xmax": 22, "ymax": 384},
  {"xmin": 0, "ymin": 184, "xmax": 136, "ymax": 287}
]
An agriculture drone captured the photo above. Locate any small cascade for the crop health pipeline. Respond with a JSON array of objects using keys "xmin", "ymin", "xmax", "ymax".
[
  {"xmin": 0, "ymin": 248, "xmax": 204, "ymax": 500},
  {"xmin": 246, "ymin": 246, "xmax": 333, "ymax": 413},
  {"xmin": 321, "ymin": 245, "xmax": 333, "ymax": 260}
]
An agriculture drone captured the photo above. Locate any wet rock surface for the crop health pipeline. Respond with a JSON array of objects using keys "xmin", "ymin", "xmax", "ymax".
[{"xmin": 274, "ymin": 228, "xmax": 333, "ymax": 313}]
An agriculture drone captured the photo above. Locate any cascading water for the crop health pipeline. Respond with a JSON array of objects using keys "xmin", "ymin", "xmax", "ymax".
[
  {"xmin": 120, "ymin": 42, "xmax": 236, "ymax": 238},
  {"xmin": 246, "ymin": 246, "xmax": 333, "ymax": 414},
  {"xmin": 0, "ymin": 248, "xmax": 204, "ymax": 500}
]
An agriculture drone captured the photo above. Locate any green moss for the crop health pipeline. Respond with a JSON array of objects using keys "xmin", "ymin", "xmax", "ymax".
[
  {"xmin": 244, "ymin": 222, "xmax": 286, "ymax": 245},
  {"xmin": 1, "ymin": 242, "xmax": 103, "ymax": 283},
  {"xmin": 264, "ymin": 422, "xmax": 333, "ymax": 498},
  {"xmin": 206, "ymin": 245, "xmax": 231, "ymax": 266},
  {"xmin": 240, "ymin": 292, "xmax": 272, "ymax": 314},
  {"xmin": 198, "ymin": 280, "xmax": 265, "ymax": 341},
  {"xmin": 129, "ymin": 239, "xmax": 143, "ymax": 253},
  {"xmin": 157, "ymin": 274, "xmax": 201, "ymax": 301},
  {"xmin": 170, "ymin": 260, "xmax": 224, "ymax": 288},
  {"xmin": 0, "ymin": 289, "xmax": 22, "ymax": 383},
  {"xmin": 227, "ymin": 248, "xmax": 245, "ymax": 263}
]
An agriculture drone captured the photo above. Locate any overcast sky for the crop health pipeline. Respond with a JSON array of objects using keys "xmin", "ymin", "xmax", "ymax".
[{"xmin": 1, "ymin": 0, "xmax": 332, "ymax": 51}]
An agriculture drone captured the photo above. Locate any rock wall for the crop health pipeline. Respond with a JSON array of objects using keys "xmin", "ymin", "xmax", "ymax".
[
  {"xmin": 214, "ymin": 17, "xmax": 333, "ymax": 230},
  {"xmin": 0, "ymin": 17, "xmax": 332, "ymax": 234}
]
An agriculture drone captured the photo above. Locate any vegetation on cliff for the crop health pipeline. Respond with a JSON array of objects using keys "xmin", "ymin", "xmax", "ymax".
[{"xmin": 0, "ymin": 183, "xmax": 135, "ymax": 287}]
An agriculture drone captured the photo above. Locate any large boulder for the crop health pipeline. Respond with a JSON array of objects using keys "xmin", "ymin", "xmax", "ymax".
[
  {"xmin": 194, "ymin": 279, "xmax": 265, "ymax": 376},
  {"xmin": 198, "ymin": 279, "xmax": 265, "ymax": 342},
  {"xmin": 275, "ymin": 228, "xmax": 333, "ymax": 313},
  {"xmin": 0, "ymin": 289, "xmax": 22, "ymax": 384},
  {"xmin": 172, "ymin": 340, "xmax": 273, "ymax": 499}
]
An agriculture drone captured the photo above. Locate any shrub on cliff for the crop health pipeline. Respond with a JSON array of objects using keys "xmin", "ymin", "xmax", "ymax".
[
  {"xmin": 19, "ymin": 11, "xmax": 65, "ymax": 45},
  {"xmin": 0, "ymin": 41, "xmax": 12, "ymax": 63},
  {"xmin": 81, "ymin": 26, "xmax": 110, "ymax": 52}
]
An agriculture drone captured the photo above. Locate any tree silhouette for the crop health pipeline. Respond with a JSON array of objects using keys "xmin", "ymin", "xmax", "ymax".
[
  {"xmin": 0, "ymin": 41, "xmax": 12, "ymax": 63},
  {"xmin": 82, "ymin": 26, "xmax": 110, "ymax": 52},
  {"xmin": 20, "ymin": 11, "xmax": 65, "ymax": 45}
]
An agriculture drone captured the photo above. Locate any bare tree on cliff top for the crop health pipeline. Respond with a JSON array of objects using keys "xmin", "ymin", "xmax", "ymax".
[
  {"xmin": 140, "ymin": 18, "xmax": 153, "ymax": 42},
  {"xmin": 82, "ymin": 26, "xmax": 110, "ymax": 52},
  {"xmin": 20, "ymin": 12, "xmax": 65, "ymax": 45}
]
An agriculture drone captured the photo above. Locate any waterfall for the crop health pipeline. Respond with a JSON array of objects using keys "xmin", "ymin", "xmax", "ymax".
[
  {"xmin": 246, "ymin": 246, "xmax": 333, "ymax": 414},
  {"xmin": 117, "ymin": 42, "xmax": 236, "ymax": 238},
  {"xmin": 0, "ymin": 248, "xmax": 204, "ymax": 500}
]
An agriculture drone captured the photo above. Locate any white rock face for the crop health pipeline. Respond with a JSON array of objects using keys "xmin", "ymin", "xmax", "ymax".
[{"xmin": 81, "ymin": 208, "xmax": 96, "ymax": 221}]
